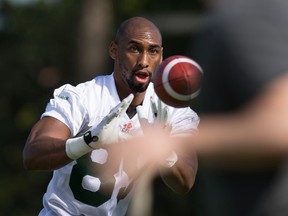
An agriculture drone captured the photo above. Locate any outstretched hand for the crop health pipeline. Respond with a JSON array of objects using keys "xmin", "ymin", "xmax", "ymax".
[
  {"xmin": 87, "ymin": 94, "xmax": 134, "ymax": 148},
  {"xmin": 130, "ymin": 97, "xmax": 178, "ymax": 169},
  {"xmin": 137, "ymin": 97, "xmax": 171, "ymax": 134},
  {"xmin": 65, "ymin": 94, "xmax": 134, "ymax": 160}
]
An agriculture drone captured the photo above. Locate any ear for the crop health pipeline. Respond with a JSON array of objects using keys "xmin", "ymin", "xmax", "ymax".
[
  {"xmin": 109, "ymin": 41, "xmax": 118, "ymax": 60},
  {"xmin": 160, "ymin": 47, "xmax": 163, "ymax": 63}
]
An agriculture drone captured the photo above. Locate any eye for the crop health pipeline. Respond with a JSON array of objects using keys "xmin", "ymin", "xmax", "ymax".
[
  {"xmin": 149, "ymin": 47, "xmax": 161, "ymax": 56},
  {"xmin": 128, "ymin": 45, "xmax": 140, "ymax": 53}
]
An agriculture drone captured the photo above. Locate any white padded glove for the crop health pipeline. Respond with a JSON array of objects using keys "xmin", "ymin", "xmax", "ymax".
[
  {"xmin": 137, "ymin": 97, "xmax": 170, "ymax": 131},
  {"xmin": 136, "ymin": 97, "xmax": 177, "ymax": 168},
  {"xmin": 86, "ymin": 93, "xmax": 134, "ymax": 147},
  {"xmin": 66, "ymin": 94, "xmax": 134, "ymax": 159}
]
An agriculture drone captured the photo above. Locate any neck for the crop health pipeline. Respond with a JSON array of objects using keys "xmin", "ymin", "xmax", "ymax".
[
  {"xmin": 113, "ymin": 73, "xmax": 146, "ymax": 105},
  {"xmin": 119, "ymin": 91, "xmax": 145, "ymax": 118},
  {"xmin": 126, "ymin": 101, "xmax": 143, "ymax": 118}
]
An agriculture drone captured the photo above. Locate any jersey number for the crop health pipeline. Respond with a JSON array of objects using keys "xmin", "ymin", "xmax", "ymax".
[{"xmin": 69, "ymin": 153, "xmax": 133, "ymax": 207}]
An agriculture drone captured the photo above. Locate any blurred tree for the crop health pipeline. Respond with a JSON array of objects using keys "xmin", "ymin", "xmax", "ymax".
[
  {"xmin": 75, "ymin": 0, "xmax": 114, "ymax": 82},
  {"xmin": 0, "ymin": 0, "xmax": 79, "ymax": 215}
]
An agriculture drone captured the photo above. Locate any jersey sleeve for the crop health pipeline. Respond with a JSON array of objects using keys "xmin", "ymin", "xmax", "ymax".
[
  {"xmin": 169, "ymin": 107, "xmax": 200, "ymax": 137},
  {"xmin": 41, "ymin": 84, "xmax": 88, "ymax": 137}
]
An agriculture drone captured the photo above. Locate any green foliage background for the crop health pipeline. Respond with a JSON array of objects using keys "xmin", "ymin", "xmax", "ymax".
[{"xmin": 0, "ymin": 0, "xmax": 203, "ymax": 215}]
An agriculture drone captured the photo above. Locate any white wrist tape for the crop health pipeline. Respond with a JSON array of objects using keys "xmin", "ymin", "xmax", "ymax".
[
  {"xmin": 66, "ymin": 136, "xmax": 93, "ymax": 160},
  {"xmin": 162, "ymin": 151, "xmax": 178, "ymax": 168}
]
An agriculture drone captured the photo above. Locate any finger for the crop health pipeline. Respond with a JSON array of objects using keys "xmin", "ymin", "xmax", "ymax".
[
  {"xmin": 162, "ymin": 107, "xmax": 172, "ymax": 132},
  {"xmin": 162, "ymin": 106, "xmax": 169, "ymax": 125},
  {"xmin": 136, "ymin": 105, "xmax": 145, "ymax": 119},
  {"xmin": 157, "ymin": 98, "xmax": 163, "ymax": 123},
  {"xmin": 150, "ymin": 97, "xmax": 158, "ymax": 119},
  {"xmin": 105, "ymin": 94, "xmax": 134, "ymax": 124},
  {"xmin": 118, "ymin": 93, "xmax": 134, "ymax": 115},
  {"xmin": 111, "ymin": 93, "xmax": 134, "ymax": 118},
  {"xmin": 104, "ymin": 108, "xmax": 119, "ymax": 124},
  {"xmin": 136, "ymin": 105, "xmax": 149, "ymax": 128},
  {"xmin": 136, "ymin": 105, "xmax": 145, "ymax": 120}
]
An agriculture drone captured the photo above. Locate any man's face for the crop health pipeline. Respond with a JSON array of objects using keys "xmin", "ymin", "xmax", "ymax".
[{"xmin": 112, "ymin": 28, "xmax": 163, "ymax": 93}]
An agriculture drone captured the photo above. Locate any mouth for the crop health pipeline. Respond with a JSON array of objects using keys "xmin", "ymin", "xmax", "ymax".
[{"xmin": 134, "ymin": 71, "xmax": 151, "ymax": 84}]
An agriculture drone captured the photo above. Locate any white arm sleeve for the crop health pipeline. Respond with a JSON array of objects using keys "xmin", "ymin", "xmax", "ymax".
[
  {"xmin": 169, "ymin": 107, "xmax": 200, "ymax": 137},
  {"xmin": 41, "ymin": 84, "xmax": 88, "ymax": 137}
]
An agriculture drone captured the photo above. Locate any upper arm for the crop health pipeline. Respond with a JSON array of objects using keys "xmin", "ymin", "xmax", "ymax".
[
  {"xmin": 27, "ymin": 116, "xmax": 71, "ymax": 142},
  {"xmin": 23, "ymin": 116, "xmax": 72, "ymax": 170}
]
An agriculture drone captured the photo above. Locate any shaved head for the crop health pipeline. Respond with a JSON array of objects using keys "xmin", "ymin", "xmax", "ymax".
[
  {"xmin": 115, "ymin": 17, "xmax": 162, "ymax": 45},
  {"xmin": 110, "ymin": 16, "xmax": 163, "ymax": 99}
]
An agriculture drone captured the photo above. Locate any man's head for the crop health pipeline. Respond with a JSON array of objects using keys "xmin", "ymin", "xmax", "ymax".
[{"xmin": 110, "ymin": 17, "xmax": 163, "ymax": 96}]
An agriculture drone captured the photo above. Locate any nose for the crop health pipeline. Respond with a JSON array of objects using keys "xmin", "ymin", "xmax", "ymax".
[{"xmin": 138, "ymin": 51, "xmax": 149, "ymax": 68}]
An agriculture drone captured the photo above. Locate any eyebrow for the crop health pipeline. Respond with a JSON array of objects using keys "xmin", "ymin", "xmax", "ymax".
[{"xmin": 127, "ymin": 40, "xmax": 162, "ymax": 49}]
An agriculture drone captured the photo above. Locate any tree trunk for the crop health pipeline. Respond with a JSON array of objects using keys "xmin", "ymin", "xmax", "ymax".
[{"xmin": 76, "ymin": 0, "xmax": 114, "ymax": 82}]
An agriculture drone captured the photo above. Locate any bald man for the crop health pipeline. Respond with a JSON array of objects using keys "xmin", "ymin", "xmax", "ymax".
[{"xmin": 23, "ymin": 17, "xmax": 199, "ymax": 216}]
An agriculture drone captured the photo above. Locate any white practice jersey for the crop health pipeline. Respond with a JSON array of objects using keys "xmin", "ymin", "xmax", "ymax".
[{"xmin": 39, "ymin": 73, "xmax": 199, "ymax": 216}]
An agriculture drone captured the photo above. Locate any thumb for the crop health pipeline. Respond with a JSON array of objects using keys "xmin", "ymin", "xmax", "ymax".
[{"xmin": 136, "ymin": 105, "xmax": 149, "ymax": 130}]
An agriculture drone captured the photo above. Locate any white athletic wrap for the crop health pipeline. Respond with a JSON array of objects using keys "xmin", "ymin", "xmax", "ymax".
[{"xmin": 65, "ymin": 137, "xmax": 92, "ymax": 160}]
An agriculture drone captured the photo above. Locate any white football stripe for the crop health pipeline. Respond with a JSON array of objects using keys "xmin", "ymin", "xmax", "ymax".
[{"xmin": 162, "ymin": 57, "xmax": 202, "ymax": 101}]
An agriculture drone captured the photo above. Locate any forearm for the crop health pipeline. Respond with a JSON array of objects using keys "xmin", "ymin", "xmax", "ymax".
[
  {"xmin": 159, "ymin": 152, "xmax": 198, "ymax": 195},
  {"xmin": 195, "ymin": 74, "xmax": 288, "ymax": 155},
  {"xmin": 23, "ymin": 136, "xmax": 72, "ymax": 171}
]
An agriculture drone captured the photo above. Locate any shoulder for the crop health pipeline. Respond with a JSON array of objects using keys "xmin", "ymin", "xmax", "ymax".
[
  {"xmin": 55, "ymin": 74, "xmax": 114, "ymax": 98},
  {"xmin": 75, "ymin": 74, "xmax": 113, "ymax": 93},
  {"xmin": 146, "ymin": 83, "xmax": 199, "ymax": 125},
  {"xmin": 147, "ymin": 83, "xmax": 198, "ymax": 114}
]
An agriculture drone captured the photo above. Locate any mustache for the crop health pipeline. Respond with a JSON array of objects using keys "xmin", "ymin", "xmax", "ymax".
[{"xmin": 133, "ymin": 68, "xmax": 152, "ymax": 77}]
